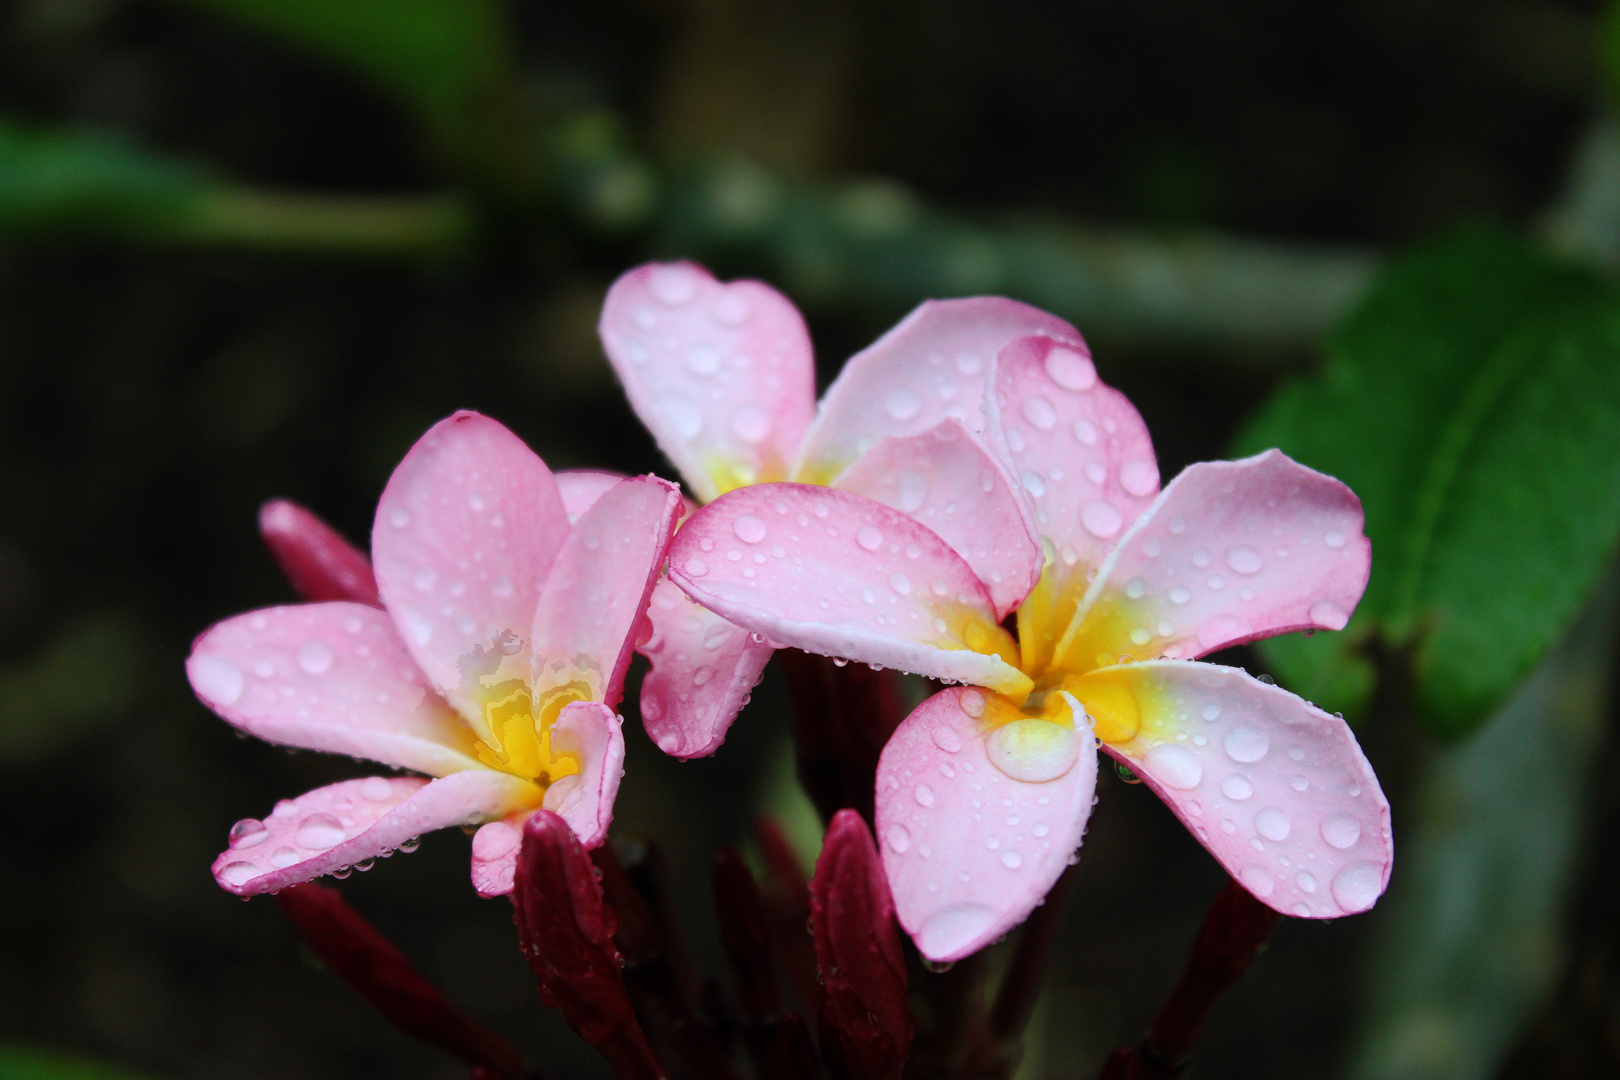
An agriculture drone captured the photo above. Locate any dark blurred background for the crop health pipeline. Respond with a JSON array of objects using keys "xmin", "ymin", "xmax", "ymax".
[{"xmin": 0, "ymin": 1, "xmax": 1609, "ymax": 1078}]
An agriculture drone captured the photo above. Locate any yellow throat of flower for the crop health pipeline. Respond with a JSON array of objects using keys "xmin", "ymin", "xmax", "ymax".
[{"xmin": 473, "ymin": 681, "xmax": 589, "ymax": 783}]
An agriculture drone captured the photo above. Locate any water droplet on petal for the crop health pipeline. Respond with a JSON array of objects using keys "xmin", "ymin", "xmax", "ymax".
[
  {"xmin": 1321, "ymin": 813, "xmax": 1361, "ymax": 850},
  {"xmin": 1309, "ymin": 600, "xmax": 1349, "ymax": 630},
  {"xmin": 932, "ymin": 724, "xmax": 966, "ymax": 753},
  {"xmin": 684, "ymin": 558, "xmax": 709, "ymax": 577},
  {"xmin": 1224, "ymin": 728, "xmax": 1270, "ymax": 763},
  {"xmin": 650, "ymin": 264, "xmax": 699, "ymax": 306},
  {"xmin": 1325, "ymin": 529, "xmax": 1347, "ymax": 548},
  {"xmin": 856, "ymin": 526, "xmax": 884, "ymax": 551},
  {"xmin": 1255, "ymin": 807, "xmax": 1292, "ymax": 841},
  {"xmin": 1331, "ymin": 861, "xmax": 1382, "ymax": 912},
  {"xmin": 229, "ymin": 818, "xmax": 269, "ymax": 848},
  {"xmin": 1147, "ymin": 744, "xmax": 1203, "ymax": 789},
  {"xmin": 295, "ymin": 813, "xmax": 346, "ymax": 851},
  {"xmin": 1120, "ymin": 459, "xmax": 1159, "ymax": 497},
  {"xmin": 193, "ymin": 657, "xmax": 244, "ymax": 706},
  {"xmin": 885, "ymin": 388, "xmax": 921, "ymax": 421},
  {"xmin": 296, "ymin": 640, "xmax": 334, "ymax": 675},
  {"xmin": 360, "ymin": 776, "xmax": 394, "ymax": 801},
  {"xmin": 885, "ymin": 824, "xmax": 912, "ymax": 853},
  {"xmin": 686, "ymin": 344, "xmax": 722, "ymax": 374},
  {"xmin": 918, "ymin": 904, "xmax": 997, "ymax": 959},
  {"xmin": 1239, "ymin": 865, "xmax": 1276, "ymax": 897},
  {"xmin": 1044, "ymin": 346, "xmax": 1097, "ymax": 391},
  {"xmin": 889, "ymin": 571, "xmax": 913, "ymax": 595},
  {"xmin": 389, "ymin": 509, "xmax": 411, "ymax": 529},
  {"xmin": 959, "ymin": 690, "xmax": 986, "ymax": 718},
  {"xmin": 1226, "ymin": 546, "xmax": 1263, "ymax": 575},
  {"xmin": 1296, "ymin": 871, "xmax": 1318, "ymax": 894},
  {"xmin": 986, "ymin": 719, "xmax": 1080, "ymax": 782},
  {"xmin": 1081, "ymin": 501, "xmax": 1123, "ymax": 538},
  {"xmin": 1072, "ymin": 418, "xmax": 1099, "ymax": 445},
  {"xmin": 1021, "ymin": 397, "xmax": 1057, "ymax": 430},
  {"xmin": 1001, "ymin": 851, "xmax": 1024, "ymax": 869},
  {"xmin": 915, "ymin": 784, "xmax": 935, "ymax": 807},
  {"xmin": 733, "ymin": 515, "xmax": 768, "ymax": 544},
  {"xmin": 1221, "ymin": 775, "xmax": 1253, "ymax": 801},
  {"xmin": 1169, "ymin": 586, "xmax": 1192, "ymax": 605}
]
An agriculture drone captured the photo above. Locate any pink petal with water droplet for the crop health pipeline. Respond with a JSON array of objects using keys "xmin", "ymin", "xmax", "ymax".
[
  {"xmin": 259, "ymin": 499, "xmax": 381, "ymax": 606},
  {"xmin": 469, "ymin": 701, "xmax": 625, "ymax": 896},
  {"xmin": 668, "ymin": 484, "xmax": 1032, "ymax": 697},
  {"xmin": 600, "ymin": 262, "xmax": 816, "ymax": 503},
  {"xmin": 530, "ymin": 476, "xmax": 682, "ymax": 709},
  {"xmin": 1099, "ymin": 661, "xmax": 1391, "ymax": 918},
  {"xmin": 797, "ymin": 299, "xmax": 1082, "ymax": 486},
  {"xmin": 985, "ymin": 334, "xmax": 1157, "ymax": 603},
  {"xmin": 211, "ymin": 770, "xmax": 540, "ymax": 897},
  {"xmin": 187, "ymin": 602, "xmax": 484, "ymax": 776},
  {"xmin": 832, "ymin": 419, "xmax": 1041, "ymax": 619},
  {"xmin": 555, "ymin": 469, "xmax": 629, "ymax": 524},
  {"xmin": 637, "ymin": 578, "xmax": 774, "ymax": 759},
  {"xmin": 372, "ymin": 412, "xmax": 569, "ymax": 729},
  {"xmin": 875, "ymin": 688, "xmax": 1098, "ymax": 962},
  {"xmin": 1060, "ymin": 450, "xmax": 1370, "ymax": 667}
]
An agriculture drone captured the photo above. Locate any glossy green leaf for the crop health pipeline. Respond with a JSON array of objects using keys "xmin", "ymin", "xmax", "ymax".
[
  {"xmin": 0, "ymin": 1045, "xmax": 158, "ymax": 1080},
  {"xmin": 1236, "ymin": 226, "xmax": 1620, "ymax": 736},
  {"xmin": 174, "ymin": 0, "xmax": 524, "ymax": 187}
]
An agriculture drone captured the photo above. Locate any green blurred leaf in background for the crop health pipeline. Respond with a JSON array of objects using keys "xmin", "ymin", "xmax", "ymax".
[
  {"xmin": 1236, "ymin": 226, "xmax": 1620, "ymax": 737},
  {"xmin": 0, "ymin": 1045, "xmax": 159, "ymax": 1080}
]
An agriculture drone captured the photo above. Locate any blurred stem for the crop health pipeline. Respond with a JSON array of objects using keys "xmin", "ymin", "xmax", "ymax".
[{"xmin": 167, "ymin": 188, "xmax": 474, "ymax": 253}]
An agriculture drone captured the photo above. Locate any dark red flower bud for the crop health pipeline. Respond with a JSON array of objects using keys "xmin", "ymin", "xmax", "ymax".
[
  {"xmin": 275, "ymin": 882, "xmax": 526, "ymax": 1080},
  {"xmin": 259, "ymin": 498, "xmax": 381, "ymax": 605},
  {"xmin": 810, "ymin": 810, "xmax": 913, "ymax": 1080},
  {"xmin": 714, "ymin": 846, "xmax": 780, "ymax": 1022}
]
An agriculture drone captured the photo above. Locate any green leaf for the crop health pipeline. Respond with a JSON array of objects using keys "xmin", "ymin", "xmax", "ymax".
[
  {"xmin": 1236, "ymin": 226, "xmax": 1620, "ymax": 737},
  {"xmin": 0, "ymin": 120, "xmax": 212, "ymax": 236},
  {"xmin": 0, "ymin": 1045, "xmax": 159, "ymax": 1080},
  {"xmin": 174, "ymin": 0, "xmax": 525, "ymax": 189}
]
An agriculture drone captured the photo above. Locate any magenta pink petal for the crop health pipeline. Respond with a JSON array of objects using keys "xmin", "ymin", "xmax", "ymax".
[
  {"xmin": 1098, "ymin": 660, "xmax": 1392, "ymax": 918},
  {"xmin": 187, "ymin": 602, "xmax": 483, "ymax": 777},
  {"xmin": 832, "ymin": 419, "xmax": 1041, "ymax": 619},
  {"xmin": 555, "ymin": 469, "xmax": 629, "ymax": 524},
  {"xmin": 599, "ymin": 262, "xmax": 816, "ymax": 502},
  {"xmin": 212, "ymin": 770, "xmax": 540, "ymax": 897},
  {"xmin": 1060, "ymin": 450, "xmax": 1372, "ymax": 667},
  {"xmin": 258, "ymin": 499, "xmax": 381, "ymax": 606},
  {"xmin": 796, "ymin": 298, "xmax": 1082, "ymax": 486},
  {"xmin": 372, "ymin": 411, "xmax": 570, "ymax": 728},
  {"xmin": 638, "ymin": 578, "xmax": 774, "ymax": 758},
  {"xmin": 530, "ymin": 476, "xmax": 682, "ymax": 709},
  {"xmin": 987, "ymin": 334, "xmax": 1158, "ymax": 587},
  {"xmin": 667, "ymin": 484, "xmax": 1032, "ymax": 696},
  {"xmin": 469, "ymin": 700, "xmax": 625, "ymax": 896},
  {"xmin": 875, "ymin": 688, "xmax": 1098, "ymax": 962}
]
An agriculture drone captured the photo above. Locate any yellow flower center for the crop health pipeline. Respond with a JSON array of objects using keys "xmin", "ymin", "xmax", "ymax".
[{"xmin": 472, "ymin": 681, "xmax": 587, "ymax": 783}]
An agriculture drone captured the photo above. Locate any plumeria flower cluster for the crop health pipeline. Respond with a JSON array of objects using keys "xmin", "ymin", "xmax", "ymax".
[
  {"xmin": 188, "ymin": 411, "xmax": 681, "ymax": 897},
  {"xmin": 603, "ymin": 262, "xmax": 1393, "ymax": 962}
]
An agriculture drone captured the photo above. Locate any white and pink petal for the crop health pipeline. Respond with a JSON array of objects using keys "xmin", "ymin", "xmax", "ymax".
[
  {"xmin": 832, "ymin": 419, "xmax": 1041, "ymax": 620},
  {"xmin": 372, "ymin": 411, "xmax": 570, "ymax": 729},
  {"xmin": 637, "ymin": 579, "xmax": 774, "ymax": 759},
  {"xmin": 529, "ymin": 476, "xmax": 682, "ymax": 708},
  {"xmin": 599, "ymin": 262, "xmax": 816, "ymax": 503},
  {"xmin": 1092, "ymin": 660, "xmax": 1391, "ymax": 918},
  {"xmin": 796, "ymin": 298, "xmax": 1083, "ymax": 486},
  {"xmin": 1058, "ymin": 450, "xmax": 1371, "ymax": 669},
  {"xmin": 667, "ymin": 484, "xmax": 1032, "ymax": 697},
  {"xmin": 212, "ymin": 770, "xmax": 541, "ymax": 897},
  {"xmin": 555, "ymin": 469, "xmax": 629, "ymax": 524},
  {"xmin": 874, "ymin": 688, "xmax": 1098, "ymax": 962},
  {"xmin": 187, "ymin": 602, "xmax": 484, "ymax": 777}
]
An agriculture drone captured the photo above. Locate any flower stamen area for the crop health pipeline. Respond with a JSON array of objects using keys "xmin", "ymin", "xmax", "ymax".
[{"xmin": 473, "ymin": 681, "xmax": 588, "ymax": 783}]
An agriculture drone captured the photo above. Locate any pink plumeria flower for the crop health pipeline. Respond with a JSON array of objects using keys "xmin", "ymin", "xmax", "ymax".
[
  {"xmin": 599, "ymin": 261, "xmax": 1083, "ymax": 758},
  {"xmin": 188, "ymin": 412, "xmax": 682, "ymax": 898},
  {"xmin": 667, "ymin": 333, "xmax": 1392, "ymax": 962}
]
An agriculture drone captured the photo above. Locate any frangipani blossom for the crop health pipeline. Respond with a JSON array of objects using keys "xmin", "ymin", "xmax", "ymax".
[
  {"xmin": 599, "ymin": 261, "xmax": 1076, "ymax": 757},
  {"xmin": 668, "ymin": 333, "xmax": 1392, "ymax": 962},
  {"xmin": 188, "ymin": 411, "xmax": 682, "ymax": 898}
]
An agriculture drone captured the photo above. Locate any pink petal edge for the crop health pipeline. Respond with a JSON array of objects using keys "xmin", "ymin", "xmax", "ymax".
[
  {"xmin": 555, "ymin": 469, "xmax": 630, "ymax": 524},
  {"xmin": 875, "ymin": 687, "xmax": 1098, "ymax": 962},
  {"xmin": 832, "ymin": 419, "xmax": 1041, "ymax": 620},
  {"xmin": 599, "ymin": 261, "xmax": 817, "ymax": 503},
  {"xmin": 667, "ymin": 484, "xmax": 1032, "ymax": 697},
  {"xmin": 1097, "ymin": 660, "xmax": 1392, "ymax": 918},
  {"xmin": 638, "ymin": 578, "xmax": 775, "ymax": 759},
  {"xmin": 212, "ymin": 770, "xmax": 540, "ymax": 897},
  {"xmin": 796, "ymin": 297, "xmax": 1082, "ymax": 486},
  {"xmin": 1058, "ymin": 450, "xmax": 1372, "ymax": 668},
  {"xmin": 529, "ymin": 476, "xmax": 682, "ymax": 710},
  {"xmin": 187, "ymin": 602, "xmax": 484, "ymax": 777},
  {"xmin": 372, "ymin": 411, "xmax": 570, "ymax": 729}
]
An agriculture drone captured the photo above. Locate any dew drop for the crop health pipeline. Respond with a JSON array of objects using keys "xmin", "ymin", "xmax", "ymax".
[
  {"xmin": 915, "ymin": 784, "xmax": 935, "ymax": 807},
  {"xmin": 1309, "ymin": 600, "xmax": 1349, "ymax": 630},
  {"xmin": 192, "ymin": 657, "xmax": 244, "ymax": 706},
  {"xmin": 1321, "ymin": 813, "xmax": 1361, "ymax": 850},
  {"xmin": 733, "ymin": 515, "xmax": 768, "ymax": 544},
  {"xmin": 986, "ymin": 719, "xmax": 1080, "ymax": 782},
  {"xmin": 229, "ymin": 818, "xmax": 269, "ymax": 848},
  {"xmin": 897, "ymin": 471, "xmax": 930, "ymax": 512},
  {"xmin": 856, "ymin": 526, "xmax": 884, "ymax": 551},
  {"xmin": 1255, "ymin": 807, "xmax": 1292, "ymax": 841},
  {"xmin": 1147, "ymin": 744, "xmax": 1203, "ymax": 789},
  {"xmin": 650, "ymin": 264, "xmax": 699, "ymax": 305},
  {"xmin": 1296, "ymin": 871, "xmax": 1318, "ymax": 894},
  {"xmin": 1238, "ymin": 864, "xmax": 1276, "ymax": 897},
  {"xmin": 1331, "ymin": 861, "xmax": 1382, "ymax": 912},
  {"xmin": 886, "ymin": 824, "xmax": 912, "ymax": 854},
  {"xmin": 360, "ymin": 776, "xmax": 395, "ymax": 801},
  {"xmin": 686, "ymin": 344, "xmax": 722, "ymax": 374},
  {"xmin": 932, "ymin": 724, "xmax": 966, "ymax": 754},
  {"xmin": 1169, "ymin": 585, "xmax": 1192, "ymax": 605},
  {"xmin": 885, "ymin": 388, "xmax": 922, "ymax": 421},
  {"xmin": 959, "ymin": 690, "xmax": 986, "ymax": 718},
  {"xmin": 656, "ymin": 395, "xmax": 704, "ymax": 440},
  {"xmin": 889, "ymin": 571, "xmax": 913, "ymax": 595},
  {"xmin": 1120, "ymin": 459, "xmax": 1159, "ymax": 497},
  {"xmin": 389, "ymin": 508, "xmax": 411, "ymax": 529},
  {"xmin": 295, "ymin": 813, "xmax": 346, "ymax": 851},
  {"xmin": 1224, "ymin": 728, "xmax": 1271, "ymax": 763},
  {"xmin": 1021, "ymin": 397, "xmax": 1058, "ymax": 430},
  {"xmin": 219, "ymin": 861, "xmax": 260, "ymax": 887},
  {"xmin": 296, "ymin": 640, "xmax": 334, "ymax": 676},
  {"xmin": 684, "ymin": 558, "xmax": 709, "ymax": 577},
  {"xmin": 1325, "ymin": 529, "xmax": 1347, "ymax": 548},
  {"xmin": 1072, "ymin": 418, "xmax": 1099, "ymax": 445},
  {"xmin": 1226, "ymin": 546, "xmax": 1263, "ymax": 575},
  {"xmin": 1081, "ymin": 500, "xmax": 1123, "ymax": 538},
  {"xmin": 1221, "ymin": 775, "xmax": 1253, "ymax": 801},
  {"xmin": 1021, "ymin": 471, "xmax": 1047, "ymax": 497},
  {"xmin": 1002, "ymin": 851, "xmax": 1024, "ymax": 870},
  {"xmin": 693, "ymin": 666, "xmax": 715, "ymax": 687}
]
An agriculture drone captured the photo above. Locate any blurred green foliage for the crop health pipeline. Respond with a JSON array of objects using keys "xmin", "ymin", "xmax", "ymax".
[
  {"xmin": 1237, "ymin": 227, "xmax": 1620, "ymax": 738},
  {"xmin": 0, "ymin": 613, "xmax": 142, "ymax": 765},
  {"xmin": 0, "ymin": 1045, "xmax": 159, "ymax": 1080}
]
